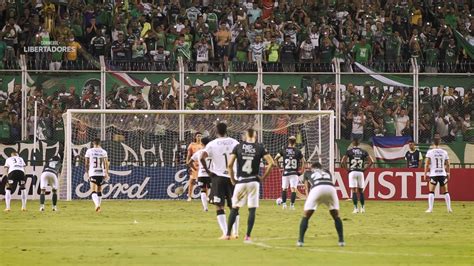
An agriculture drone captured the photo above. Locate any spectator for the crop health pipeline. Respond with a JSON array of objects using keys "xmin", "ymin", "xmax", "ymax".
[
  {"xmin": 194, "ymin": 37, "xmax": 210, "ymax": 72},
  {"xmin": 395, "ymin": 109, "xmax": 410, "ymax": 136}
]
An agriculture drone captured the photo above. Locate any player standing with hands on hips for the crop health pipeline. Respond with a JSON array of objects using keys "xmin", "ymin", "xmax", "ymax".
[
  {"xmin": 3, "ymin": 150, "xmax": 27, "ymax": 211},
  {"xmin": 85, "ymin": 138, "xmax": 110, "ymax": 212},
  {"xmin": 341, "ymin": 138, "xmax": 373, "ymax": 213},
  {"xmin": 274, "ymin": 136, "xmax": 304, "ymax": 210},
  {"xmin": 223, "ymin": 129, "xmax": 275, "ymax": 243},
  {"xmin": 424, "ymin": 134, "xmax": 452, "ymax": 213}
]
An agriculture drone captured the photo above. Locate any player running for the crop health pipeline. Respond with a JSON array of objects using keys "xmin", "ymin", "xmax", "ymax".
[
  {"xmin": 223, "ymin": 129, "xmax": 275, "ymax": 243},
  {"xmin": 424, "ymin": 134, "xmax": 452, "ymax": 213},
  {"xmin": 189, "ymin": 137, "xmax": 212, "ymax": 211},
  {"xmin": 85, "ymin": 138, "xmax": 110, "ymax": 212},
  {"xmin": 186, "ymin": 132, "xmax": 204, "ymax": 201},
  {"xmin": 200, "ymin": 123, "xmax": 240, "ymax": 238},
  {"xmin": 39, "ymin": 155, "xmax": 62, "ymax": 212},
  {"xmin": 341, "ymin": 138, "xmax": 373, "ymax": 213},
  {"xmin": 274, "ymin": 136, "xmax": 304, "ymax": 210},
  {"xmin": 297, "ymin": 162, "xmax": 345, "ymax": 247},
  {"xmin": 3, "ymin": 150, "xmax": 27, "ymax": 211},
  {"xmin": 405, "ymin": 140, "xmax": 423, "ymax": 168}
]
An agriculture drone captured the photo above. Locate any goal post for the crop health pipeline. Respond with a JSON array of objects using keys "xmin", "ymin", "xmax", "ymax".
[{"xmin": 62, "ymin": 109, "xmax": 334, "ymax": 201}]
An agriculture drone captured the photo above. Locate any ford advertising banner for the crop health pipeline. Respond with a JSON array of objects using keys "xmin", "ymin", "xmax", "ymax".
[{"xmin": 1, "ymin": 141, "xmax": 473, "ymax": 201}]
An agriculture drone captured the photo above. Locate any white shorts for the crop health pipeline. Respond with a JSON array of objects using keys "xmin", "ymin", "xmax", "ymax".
[
  {"xmin": 232, "ymin": 181, "xmax": 260, "ymax": 208},
  {"xmin": 282, "ymin": 175, "xmax": 299, "ymax": 189},
  {"xmin": 304, "ymin": 185, "xmax": 339, "ymax": 211},
  {"xmin": 348, "ymin": 171, "xmax": 365, "ymax": 188},
  {"xmin": 40, "ymin": 172, "xmax": 59, "ymax": 190}
]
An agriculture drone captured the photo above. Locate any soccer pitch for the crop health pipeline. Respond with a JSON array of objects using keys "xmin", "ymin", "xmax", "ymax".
[{"xmin": 1, "ymin": 200, "xmax": 473, "ymax": 265}]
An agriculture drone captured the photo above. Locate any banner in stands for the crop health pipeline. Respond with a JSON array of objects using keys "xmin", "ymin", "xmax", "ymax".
[{"xmin": 263, "ymin": 168, "xmax": 474, "ymax": 201}]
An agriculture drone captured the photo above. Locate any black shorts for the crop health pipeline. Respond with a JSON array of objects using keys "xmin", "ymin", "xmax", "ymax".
[
  {"xmin": 90, "ymin": 176, "xmax": 105, "ymax": 185},
  {"xmin": 216, "ymin": 45, "xmax": 229, "ymax": 57},
  {"xmin": 430, "ymin": 176, "xmax": 448, "ymax": 186},
  {"xmin": 198, "ymin": 176, "xmax": 211, "ymax": 188},
  {"xmin": 7, "ymin": 170, "xmax": 26, "ymax": 189},
  {"xmin": 210, "ymin": 176, "xmax": 233, "ymax": 208}
]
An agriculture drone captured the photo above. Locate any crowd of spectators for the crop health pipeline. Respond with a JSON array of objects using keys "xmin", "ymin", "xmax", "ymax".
[
  {"xmin": 1, "ymin": 76, "xmax": 472, "ymax": 145},
  {"xmin": 0, "ymin": 0, "xmax": 472, "ymax": 72}
]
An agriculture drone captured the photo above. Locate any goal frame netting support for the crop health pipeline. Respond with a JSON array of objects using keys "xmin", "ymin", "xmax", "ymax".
[{"xmin": 64, "ymin": 109, "xmax": 335, "ymax": 201}]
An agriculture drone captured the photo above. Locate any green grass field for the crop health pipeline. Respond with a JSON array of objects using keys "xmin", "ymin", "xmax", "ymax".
[{"xmin": 1, "ymin": 200, "xmax": 473, "ymax": 265}]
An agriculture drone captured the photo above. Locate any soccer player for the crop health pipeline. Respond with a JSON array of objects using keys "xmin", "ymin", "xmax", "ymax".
[
  {"xmin": 405, "ymin": 140, "xmax": 423, "ymax": 168},
  {"xmin": 341, "ymin": 138, "xmax": 373, "ymax": 213},
  {"xmin": 3, "ymin": 150, "xmax": 27, "ymax": 211},
  {"xmin": 297, "ymin": 162, "xmax": 344, "ymax": 247},
  {"xmin": 186, "ymin": 132, "xmax": 204, "ymax": 201},
  {"xmin": 189, "ymin": 137, "xmax": 212, "ymax": 211},
  {"xmin": 39, "ymin": 155, "xmax": 62, "ymax": 212},
  {"xmin": 223, "ymin": 129, "xmax": 275, "ymax": 243},
  {"xmin": 85, "ymin": 138, "xmax": 109, "ymax": 212},
  {"xmin": 200, "ymin": 123, "xmax": 240, "ymax": 238},
  {"xmin": 424, "ymin": 134, "xmax": 452, "ymax": 213},
  {"xmin": 274, "ymin": 136, "xmax": 304, "ymax": 210}
]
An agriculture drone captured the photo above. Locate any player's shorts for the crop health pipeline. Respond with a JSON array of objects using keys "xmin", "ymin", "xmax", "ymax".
[
  {"xmin": 232, "ymin": 181, "xmax": 260, "ymax": 208},
  {"xmin": 282, "ymin": 174, "xmax": 299, "ymax": 189},
  {"xmin": 6, "ymin": 170, "xmax": 26, "ymax": 190},
  {"xmin": 89, "ymin": 176, "xmax": 104, "ymax": 185},
  {"xmin": 40, "ymin": 171, "xmax": 59, "ymax": 190},
  {"xmin": 430, "ymin": 176, "xmax": 448, "ymax": 186},
  {"xmin": 216, "ymin": 45, "xmax": 229, "ymax": 57},
  {"xmin": 348, "ymin": 171, "xmax": 365, "ymax": 188},
  {"xmin": 304, "ymin": 185, "xmax": 339, "ymax": 211},
  {"xmin": 210, "ymin": 176, "xmax": 233, "ymax": 208},
  {"xmin": 198, "ymin": 176, "xmax": 211, "ymax": 188}
]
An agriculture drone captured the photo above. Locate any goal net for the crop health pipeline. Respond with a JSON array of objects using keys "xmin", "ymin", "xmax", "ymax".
[{"xmin": 61, "ymin": 110, "xmax": 334, "ymax": 200}]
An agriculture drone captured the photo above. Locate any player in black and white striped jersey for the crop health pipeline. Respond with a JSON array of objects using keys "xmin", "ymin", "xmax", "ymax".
[{"xmin": 297, "ymin": 162, "xmax": 345, "ymax": 247}]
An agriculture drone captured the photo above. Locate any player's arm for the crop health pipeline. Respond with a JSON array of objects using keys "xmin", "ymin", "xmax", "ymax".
[
  {"xmin": 340, "ymin": 155, "xmax": 347, "ymax": 169},
  {"xmin": 186, "ymin": 144, "xmax": 193, "ymax": 165},
  {"xmin": 424, "ymin": 157, "xmax": 430, "ymax": 181},
  {"xmin": 299, "ymin": 156, "xmax": 305, "ymax": 175},
  {"xmin": 260, "ymin": 153, "xmax": 275, "ymax": 182},
  {"xmin": 227, "ymin": 154, "xmax": 237, "ymax": 185},
  {"xmin": 445, "ymin": 159, "xmax": 450, "ymax": 180},
  {"xmin": 200, "ymin": 151, "xmax": 214, "ymax": 177},
  {"xmin": 84, "ymin": 156, "xmax": 90, "ymax": 179},
  {"xmin": 418, "ymin": 152, "xmax": 423, "ymax": 169},
  {"xmin": 273, "ymin": 153, "xmax": 281, "ymax": 168}
]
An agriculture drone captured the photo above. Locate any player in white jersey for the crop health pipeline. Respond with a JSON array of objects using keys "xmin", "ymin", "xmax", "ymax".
[
  {"xmin": 84, "ymin": 138, "xmax": 109, "ymax": 212},
  {"xmin": 3, "ymin": 150, "xmax": 27, "ymax": 211},
  {"xmin": 200, "ymin": 123, "xmax": 240, "ymax": 238},
  {"xmin": 297, "ymin": 162, "xmax": 345, "ymax": 247},
  {"xmin": 189, "ymin": 137, "xmax": 212, "ymax": 211},
  {"xmin": 424, "ymin": 134, "xmax": 452, "ymax": 213},
  {"xmin": 40, "ymin": 155, "xmax": 62, "ymax": 212}
]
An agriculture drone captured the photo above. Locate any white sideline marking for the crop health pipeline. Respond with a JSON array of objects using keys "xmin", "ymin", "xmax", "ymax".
[{"xmin": 248, "ymin": 241, "xmax": 474, "ymax": 258}]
